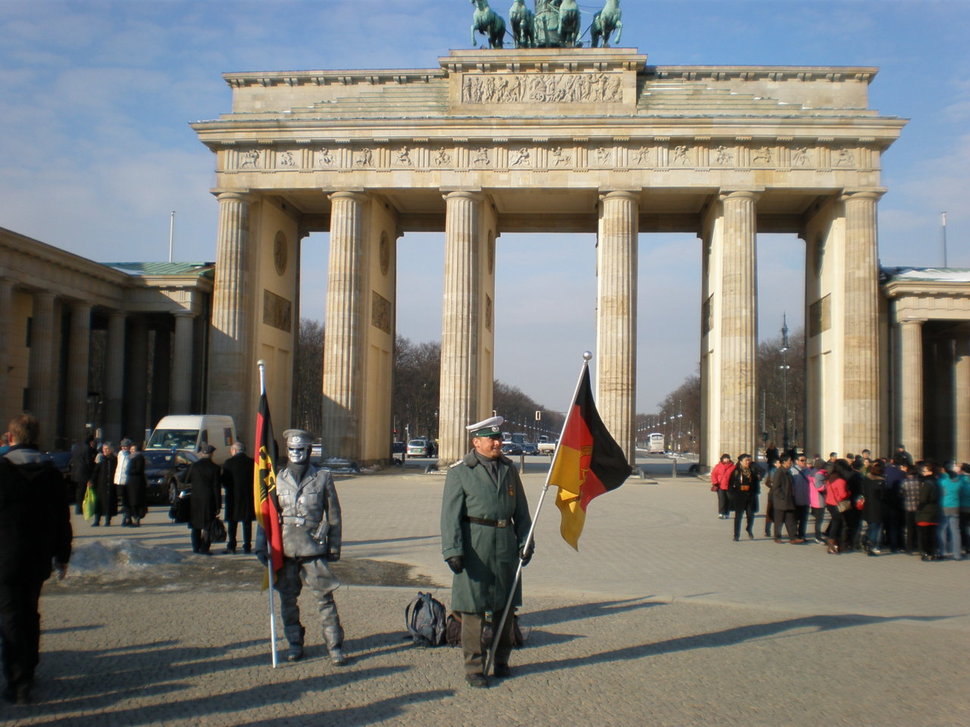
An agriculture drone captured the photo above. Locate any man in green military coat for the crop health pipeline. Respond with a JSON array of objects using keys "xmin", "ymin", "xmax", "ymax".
[{"xmin": 440, "ymin": 415, "xmax": 533, "ymax": 688}]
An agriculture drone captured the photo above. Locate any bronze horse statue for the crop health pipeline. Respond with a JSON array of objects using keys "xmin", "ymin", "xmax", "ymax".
[
  {"xmin": 508, "ymin": 0, "xmax": 535, "ymax": 48},
  {"xmin": 557, "ymin": 0, "xmax": 580, "ymax": 48},
  {"xmin": 591, "ymin": 0, "xmax": 622, "ymax": 48},
  {"xmin": 471, "ymin": 0, "xmax": 506, "ymax": 49}
]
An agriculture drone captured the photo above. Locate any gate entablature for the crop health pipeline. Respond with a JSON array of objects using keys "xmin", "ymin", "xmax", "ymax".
[{"xmin": 194, "ymin": 46, "xmax": 905, "ymax": 465}]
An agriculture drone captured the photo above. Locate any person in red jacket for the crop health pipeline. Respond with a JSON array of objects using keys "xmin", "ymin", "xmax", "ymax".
[
  {"xmin": 824, "ymin": 459, "xmax": 852, "ymax": 554},
  {"xmin": 710, "ymin": 453, "xmax": 734, "ymax": 519}
]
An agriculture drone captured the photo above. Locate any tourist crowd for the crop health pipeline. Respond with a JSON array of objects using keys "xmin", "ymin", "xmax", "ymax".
[{"xmin": 710, "ymin": 446, "xmax": 970, "ymax": 560}]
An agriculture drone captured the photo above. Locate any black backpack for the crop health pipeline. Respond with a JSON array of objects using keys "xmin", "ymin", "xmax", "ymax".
[{"xmin": 405, "ymin": 592, "xmax": 447, "ymax": 646}]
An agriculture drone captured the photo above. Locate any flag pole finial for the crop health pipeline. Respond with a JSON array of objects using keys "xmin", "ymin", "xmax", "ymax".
[{"xmin": 583, "ymin": 350, "xmax": 592, "ymax": 362}]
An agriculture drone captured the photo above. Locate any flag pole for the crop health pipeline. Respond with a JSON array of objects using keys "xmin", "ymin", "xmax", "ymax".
[
  {"xmin": 484, "ymin": 351, "xmax": 592, "ymax": 677},
  {"xmin": 258, "ymin": 359, "xmax": 280, "ymax": 668}
]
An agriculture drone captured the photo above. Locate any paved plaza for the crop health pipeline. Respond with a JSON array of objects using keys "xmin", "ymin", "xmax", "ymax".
[{"xmin": 5, "ymin": 464, "xmax": 969, "ymax": 726}]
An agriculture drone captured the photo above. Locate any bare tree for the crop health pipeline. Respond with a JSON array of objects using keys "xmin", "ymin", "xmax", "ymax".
[
  {"xmin": 493, "ymin": 380, "xmax": 564, "ymax": 441},
  {"xmin": 294, "ymin": 318, "xmax": 324, "ymax": 434},
  {"xmin": 393, "ymin": 336, "xmax": 440, "ymax": 441},
  {"xmin": 649, "ymin": 328, "xmax": 807, "ymax": 454}
]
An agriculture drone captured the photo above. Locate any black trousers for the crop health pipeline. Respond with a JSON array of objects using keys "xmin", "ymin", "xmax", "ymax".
[
  {"xmin": 773, "ymin": 508, "xmax": 796, "ymax": 540},
  {"xmin": 226, "ymin": 520, "xmax": 253, "ymax": 551},
  {"xmin": 190, "ymin": 528, "xmax": 211, "ymax": 553},
  {"xmin": 0, "ymin": 579, "xmax": 44, "ymax": 691}
]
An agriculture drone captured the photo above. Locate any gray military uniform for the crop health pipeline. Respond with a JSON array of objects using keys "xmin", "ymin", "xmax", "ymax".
[{"xmin": 274, "ymin": 463, "xmax": 344, "ymax": 657}]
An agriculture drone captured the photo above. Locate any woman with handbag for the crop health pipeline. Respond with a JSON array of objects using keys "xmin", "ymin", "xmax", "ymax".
[{"xmin": 824, "ymin": 459, "xmax": 852, "ymax": 554}]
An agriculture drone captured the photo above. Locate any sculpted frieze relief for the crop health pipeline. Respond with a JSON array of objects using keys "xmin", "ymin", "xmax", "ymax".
[
  {"xmin": 460, "ymin": 72, "xmax": 623, "ymax": 105},
  {"xmin": 225, "ymin": 141, "xmax": 863, "ymax": 173}
]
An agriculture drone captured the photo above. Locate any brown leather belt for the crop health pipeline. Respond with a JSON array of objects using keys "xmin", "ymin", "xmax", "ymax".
[{"xmin": 464, "ymin": 516, "xmax": 508, "ymax": 528}]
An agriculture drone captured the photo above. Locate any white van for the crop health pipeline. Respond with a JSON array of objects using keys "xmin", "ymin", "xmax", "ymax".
[{"xmin": 146, "ymin": 415, "xmax": 237, "ymax": 465}]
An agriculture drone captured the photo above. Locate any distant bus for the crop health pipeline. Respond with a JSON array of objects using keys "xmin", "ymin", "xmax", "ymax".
[{"xmin": 646, "ymin": 432, "xmax": 665, "ymax": 454}]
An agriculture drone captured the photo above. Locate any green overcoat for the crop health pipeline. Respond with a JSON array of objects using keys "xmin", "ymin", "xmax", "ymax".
[{"xmin": 440, "ymin": 451, "xmax": 532, "ymax": 614}]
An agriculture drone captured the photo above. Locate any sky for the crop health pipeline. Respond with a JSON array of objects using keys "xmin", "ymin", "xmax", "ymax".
[{"xmin": 1, "ymin": 0, "xmax": 968, "ymax": 415}]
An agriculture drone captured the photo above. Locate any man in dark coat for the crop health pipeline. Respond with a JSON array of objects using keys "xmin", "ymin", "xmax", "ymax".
[
  {"xmin": 69, "ymin": 436, "xmax": 96, "ymax": 515},
  {"xmin": 440, "ymin": 415, "xmax": 532, "ymax": 688},
  {"xmin": 0, "ymin": 415, "xmax": 72, "ymax": 705},
  {"xmin": 221, "ymin": 441, "xmax": 255, "ymax": 554},
  {"xmin": 125, "ymin": 443, "xmax": 148, "ymax": 527},
  {"xmin": 186, "ymin": 445, "xmax": 221, "ymax": 554},
  {"xmin": 770, "ymin": 452, "xmax": 800, "ymax": 543}
]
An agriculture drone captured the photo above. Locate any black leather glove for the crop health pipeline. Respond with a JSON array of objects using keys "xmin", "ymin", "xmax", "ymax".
[
  {"xmin": 519, "ymin": 540, "xmax": 535, "ymax": 566},
  {"xmin": 446, "ymin": 556, "xmax": 464, "ymax": 574},
  {"xmin": 325, "ymin": 551, "xmax": 340, "ymax": 562}
]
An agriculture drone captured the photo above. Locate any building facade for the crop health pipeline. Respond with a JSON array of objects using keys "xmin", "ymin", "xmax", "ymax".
[{"xmin": 0, "ymin": 227, "xmax": 212, "ymax": 450}]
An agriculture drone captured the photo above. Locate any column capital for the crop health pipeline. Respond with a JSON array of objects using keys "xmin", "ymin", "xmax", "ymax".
[
  {"xmin": 213, "ymin": 189, "xmax": 251, "ymax": 202},
  {"xmin": 719, "ymin": 189, "xmax": 763, "ymax": 203},
  {"xmin": 172, "ymin": 309, "xmax": 196, "ymax": 319},
  {"xmin": 329, "ymin": 190, "xmax": 368, "ymax": 203},
  {"xmin": 598, "ymin": 189, "xmax": 641, "ymax": 202},
  {"xmin": 441, "ymin": 189, "xmax": 485, "ymax": 203},
  {"xmin": 840, "ymin": 188, "xmax": 886, "ymax": 204}
]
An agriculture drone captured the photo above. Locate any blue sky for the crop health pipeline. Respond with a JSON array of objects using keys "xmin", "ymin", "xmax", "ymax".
[{"xmin": 1, "ymin": 0, "xmax": 968, "ymax": 415}]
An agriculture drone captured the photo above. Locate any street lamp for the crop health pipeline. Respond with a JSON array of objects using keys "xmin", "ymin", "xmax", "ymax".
[{"xmin": 780, "ymin": 313, "xmax": 791, "ymax": 454}]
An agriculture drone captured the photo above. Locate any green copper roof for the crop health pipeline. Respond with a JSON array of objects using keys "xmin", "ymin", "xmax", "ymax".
[{"xmin": 102, "ymin": 261, "xmax": 214, "ymax": 276}]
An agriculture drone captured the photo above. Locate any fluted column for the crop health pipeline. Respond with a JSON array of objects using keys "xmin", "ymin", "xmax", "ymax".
[
  {"xmin": 65, "ymin": 301, "xmax": 93, "ymax": 444},
  {"xmin": 171, "ymin": 311, "xmax": 195, "ymax": 413},
  {"xmin": 322, "ymin": 191, "xmax": 366, "ymax": 458},
  {"xmin": 104, "ymin": 311, "xmax": 127, "ymax": 444},
  {"xmin": 208, "ymin": 191, "xmax": 251, "ymax": 428},
  {"xmin": 28, "ymin": 291, "xmax": 57, "ymax": 447},
  {"xmin": 596, "ymin": 191, "xmax": 639, "ymax": 465},
  {"xmin": 954, "ymin": 334, "xmax": 970, "ymax": 463},
  {"xmin": 0, "ymin": 278, "xmax": 14, "ymax": 427},
  {"xmin": 125, "ymin": 318, "xmax": 149, "ymax": 440},
  {"xmin": 898, "ymin": 318, "xmax": 924, "ymax": 461},
  {"xmin": 438, "ymin": 191, "xmax": 484, "ymax": 464},
  {"xmin": 842, "ymin": 190, "xmax": 883, "ymax": 454},
  {"xmin": 718, "ymin": 191, "xmax": 759, "ymax": 457}
]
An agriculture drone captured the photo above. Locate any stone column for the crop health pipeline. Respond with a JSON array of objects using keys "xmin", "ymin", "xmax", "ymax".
[
  {"xmin": 898, "ymin": 318, "xmax": 923, "ymax": 461},
  {"xmin": 955, "ymin": 333, "xmax": 970, "ymax": 464},
  {"xmin": 438, "ymin": 191, "xmax": 484, "ymax": 464},
  {"xmin": 322, "ymin": 191, "xmax": 366, "ymax": 458},
  {"xmin": 841, "ymin": 190, "xmax": 883, "ymax": 454},
  {"xmin": 28, "ymin": 291, "xmax": 57, "ymax": 448},
  {"xmin": 125, "ymin": 318, "xmax": 149, "ymax": 440},
  {"xmin": 171, "ymin": 311, "xmax": 195, "ymax": 413},
  {"xmin": 208, "ymin": 191, "xmax": 252, "ymax": 429},
  {"xmin": 596, "ymin": 191, "xmax": 639, "ymax": 465},
  {"xmin": 0, "ymin": 278, "xmax": 13, "ymax": 427},
  {"xmin": 104, "ymin": 311, "xmax": 127, "ymax": 444},
  {"xmin": 718, "ymin": 191, "xmax": 759, "ymax": 458},
  {"xmin": 151, "ymin": 323, "xmax": 171, "ymax": 425},
  {"xmin": 65, "ymin": 301, "xmax": 92, "ymax": 444}
]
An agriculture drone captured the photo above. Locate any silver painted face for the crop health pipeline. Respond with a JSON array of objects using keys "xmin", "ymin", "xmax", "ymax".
[{"xmin": 287, "ymin": 446, "xmax": 308, "ymax": 464}]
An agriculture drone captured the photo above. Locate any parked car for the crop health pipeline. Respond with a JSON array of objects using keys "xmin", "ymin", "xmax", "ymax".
[
  {"xmin": 142, "ymin": 449, "xmax": 198, "ymax": 505},
  {"xmin": 407, "ymin": 438, "xmax": 435, "ymax": 457},
  {"xmin": 519, "ymin": 441, "xmax": 539, "ymax": 456},
  {"xmin": 501, "ymin": 442, "xmax": 522, "ymax": 456}
]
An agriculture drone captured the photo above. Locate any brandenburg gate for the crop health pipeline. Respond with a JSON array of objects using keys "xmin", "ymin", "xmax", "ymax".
[{"xmin": 192, "ymin": 47, "xmax": 904, "ymax": 467}]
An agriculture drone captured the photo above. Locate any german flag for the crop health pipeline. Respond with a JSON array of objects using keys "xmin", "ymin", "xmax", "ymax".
[
  {"xmin": 549, "ymin": 366, "xmax": 630, "ymax": 549},
  {"xmin": 254, "ymin": 392, "xmax": 284, "ymax": 577}
]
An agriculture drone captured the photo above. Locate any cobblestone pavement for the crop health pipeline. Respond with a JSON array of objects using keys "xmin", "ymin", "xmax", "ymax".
[{"xmin": 5, "ymin": 466, "xmax": 969, "ymax": 726}]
